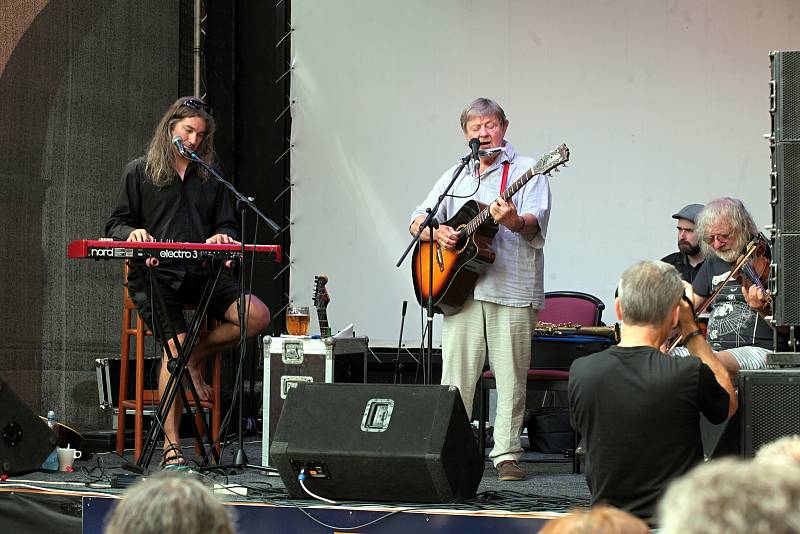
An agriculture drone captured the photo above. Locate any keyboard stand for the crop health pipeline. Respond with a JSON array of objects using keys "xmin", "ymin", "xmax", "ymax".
[{"xmin": 136, "ymin": 260, "xmax": 224, "ymax": 469}]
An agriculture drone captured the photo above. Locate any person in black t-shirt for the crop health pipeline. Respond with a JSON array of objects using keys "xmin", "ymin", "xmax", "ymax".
[
  {"xmin": 683, "ymin": 197, "xmax": 773, "ymax": 375},
  {"xmin": 660, "ymin": 203, "xmax": 705, "ymax": 283},
  {"xmin": 569, "ymin": 260, "xmax": 736, "ymax": 522},
  {"xmin": 106, "ymin": 97, "xmax": 270, "ymax": 466}
]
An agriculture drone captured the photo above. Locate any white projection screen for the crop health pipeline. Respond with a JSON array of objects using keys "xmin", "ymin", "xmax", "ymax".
[{"xmin": 288, "ymin": 0, "xmax": 799, "ymax": 346}]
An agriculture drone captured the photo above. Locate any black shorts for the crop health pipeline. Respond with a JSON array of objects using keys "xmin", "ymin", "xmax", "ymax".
[{"xmin": 126, "ymin": 265, "xmax": 243, "ymax": 341}]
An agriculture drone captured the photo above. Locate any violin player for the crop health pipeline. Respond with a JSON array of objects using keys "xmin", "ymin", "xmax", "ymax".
[{"xmin": 673, "ymin": 197, "xmax": 772, "ymax": 377}]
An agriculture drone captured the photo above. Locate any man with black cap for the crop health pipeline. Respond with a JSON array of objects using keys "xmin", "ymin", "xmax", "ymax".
[{"xmin": 661, "ymin": 203, "xmax": 705, "ymax": 283}]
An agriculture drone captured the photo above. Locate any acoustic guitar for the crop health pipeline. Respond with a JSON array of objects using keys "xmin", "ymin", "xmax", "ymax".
[
  {"xmin": 412, "ymin": 144, "xmax": 570, "ymax": 315},
  {"xmin": 313, "ymin": 275, "xmax": 332, "ymax": 337}
]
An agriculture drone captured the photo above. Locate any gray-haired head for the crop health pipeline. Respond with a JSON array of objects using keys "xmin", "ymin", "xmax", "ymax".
[
  {"xmin": 617, "ymin": 260, "xmax": 683, "ymax": 326},
  {"xmin": 460, "ymin": 98, "xmax": 508, "ymax": 132},
  {"xmin": 755, "ymin": 434, "xmax": 800, "ymax": 468},
  {"xmin": 104, "ymin": 472, "xmax": 235, "ymax": 534},
  {"xmin": 696, "ymin": 197, "xmax": 758, "ymax": 261},
  {"xmin": 658, "ymin": 457, "xmax": 800, "ymax": 533}
]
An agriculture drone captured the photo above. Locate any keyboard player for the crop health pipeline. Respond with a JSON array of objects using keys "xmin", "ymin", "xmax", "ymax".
[{"xmin": 105, "ymin": 96, "xmax": 270, "ymax": 467}]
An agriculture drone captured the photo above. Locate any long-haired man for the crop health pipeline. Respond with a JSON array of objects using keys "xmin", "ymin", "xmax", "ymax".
[{"xmin": 106, "ymin": 97, "xmax": 270, "ymax": 466}]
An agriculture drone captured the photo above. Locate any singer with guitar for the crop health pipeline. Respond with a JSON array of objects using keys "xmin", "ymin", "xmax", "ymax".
[
  {"xmin": 105, "ymin": 96, "xmax": 270, "ymax": 467},
  {"xmin": 409, "ymin": 98, "xmax": 552, "ymax": 482}
]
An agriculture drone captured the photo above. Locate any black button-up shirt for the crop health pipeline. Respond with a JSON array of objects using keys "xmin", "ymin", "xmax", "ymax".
[
  {"xmin": 105, "ymin": 157, "xmax": 239, "ymax": 287},
  {"xmin": 660, "ymin": 251, "xmax": 704, "ymax": 283}
]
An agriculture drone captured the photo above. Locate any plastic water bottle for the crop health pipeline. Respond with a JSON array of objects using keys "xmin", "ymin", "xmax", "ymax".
[
  {"xmin": 41, "ymin": 410, "xmax": 59, "ymax": 471},
  {"xmin": 46, "ymin": 410, "xmax": 58, "ymax": 431}
]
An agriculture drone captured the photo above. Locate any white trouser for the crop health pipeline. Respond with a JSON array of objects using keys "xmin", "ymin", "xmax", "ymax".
[{"xmin": 441, "ymin": 298, "xmax": 536, "ymax": 466}]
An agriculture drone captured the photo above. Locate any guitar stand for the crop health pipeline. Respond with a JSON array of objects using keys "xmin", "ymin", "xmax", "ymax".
[{"xmin": 135, "ymin": 259, "xmax": 226, "ymax": 470}]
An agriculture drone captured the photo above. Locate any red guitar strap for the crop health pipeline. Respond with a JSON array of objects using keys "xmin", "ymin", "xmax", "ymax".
[{"xmin": 499, "ymin": 161, "xmax": 511, "ymax": 194}]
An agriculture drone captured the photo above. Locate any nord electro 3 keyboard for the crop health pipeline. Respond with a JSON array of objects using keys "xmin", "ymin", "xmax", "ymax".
[{"xmin": 67, "ymin": 239, "xmax": 281, "ymax": 263}]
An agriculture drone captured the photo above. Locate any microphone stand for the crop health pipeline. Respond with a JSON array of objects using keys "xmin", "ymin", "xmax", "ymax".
[
  {"xmin": 182, "ymin": 148, "xmax": 279, "ymax": 473},
  {"xmin": 396, "ymin": 154, "xmax": 472, "ymax": 384},
  {"xmin": 393, "ymin": 301, "xmax": 408, "ymax": 384}
]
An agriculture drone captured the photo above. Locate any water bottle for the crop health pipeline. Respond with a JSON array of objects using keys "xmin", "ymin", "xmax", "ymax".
[
  {"xmin": 41, "ymin": 410, "xmax": 59, "ymax": 471},
  {"xmin": 47, "ymin": 410, "xmax": 58, "ymax": 431}
]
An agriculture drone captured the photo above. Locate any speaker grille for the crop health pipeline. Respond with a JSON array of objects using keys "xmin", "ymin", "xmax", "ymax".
[
  {"xmin": 743, "ymin": 372, "xmax": 800, "ymax": 457},
  {"xmin": 773, "ymin": 51, "xmax": 800, "ymax": 142},
  {"xmin": 774, "ymin": 143, "xmax": 800, "ymax": 233},
  {"xmin": 774, "ymin": 234, "xmax": 800, "ymax": 325}
]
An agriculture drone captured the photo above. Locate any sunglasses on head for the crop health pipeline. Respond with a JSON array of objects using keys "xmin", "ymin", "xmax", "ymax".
[{"xmin": 181, "ymin": 98, "xmax": 212, "ymax": 113}]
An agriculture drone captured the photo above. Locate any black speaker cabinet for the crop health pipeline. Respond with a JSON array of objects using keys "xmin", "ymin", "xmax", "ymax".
[
  {"xmin": 740, "ymin": 369, "xmax": 800, "ymax": 457},
  {"xmin": 0, "ymin": 378, "xmax": 59, "ymax": 474},
  {"xmin": 770, "ymin": 50, "xmax": 800, "ymax": 143},
  {"xmin": 271, "ymin": 383, "xmax": 484, "ymax": 503}
]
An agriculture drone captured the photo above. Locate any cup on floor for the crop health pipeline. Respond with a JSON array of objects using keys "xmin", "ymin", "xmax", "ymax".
[{"xmin": 56, "ymin": 446, "xmax": 82, "ymax": 471}]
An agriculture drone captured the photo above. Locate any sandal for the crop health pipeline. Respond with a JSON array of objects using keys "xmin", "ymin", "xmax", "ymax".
[{"xmin": 160, "ymin": 444, "xmax": 186, "ymax": 468}]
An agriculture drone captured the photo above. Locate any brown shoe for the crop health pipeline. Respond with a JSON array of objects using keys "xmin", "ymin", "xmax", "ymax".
[{"xmin": 496, "ymin": 460, "xmax": 525, "ymax": 481}]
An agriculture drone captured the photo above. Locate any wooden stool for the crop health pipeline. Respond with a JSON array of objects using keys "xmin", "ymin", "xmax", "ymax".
[{"xmin": 115, "ymin": 263, "xmax": 222, "ymax": 462}]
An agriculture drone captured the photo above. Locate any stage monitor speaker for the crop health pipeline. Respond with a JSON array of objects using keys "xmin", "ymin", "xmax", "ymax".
[
  {"xmin": 740, "ymin": 369, "xmax": 800, "ymax": 457},
  {"xmin": 0, "ymin": 378, "xmax": 58, "ymax": 474},
  {"xmin": 271, "ymin": 383, "xmax": 484, "ymax": 503},
  {"xmin": 771, "ymin": 50, "xmax": 800, "ymax": 143}
]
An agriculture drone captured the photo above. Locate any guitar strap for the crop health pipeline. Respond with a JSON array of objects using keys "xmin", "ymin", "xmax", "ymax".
[{"xmin": 499, "ymin": 161, "xmax": 511, "ymax": 193}]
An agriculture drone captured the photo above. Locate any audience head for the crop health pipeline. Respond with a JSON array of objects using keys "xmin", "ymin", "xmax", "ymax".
[
  {"xmin": 539, "ymin": 505, "xmax": 649, "ymax": 534},
  {"xmin": 696, "ymin": 197, "xmax": 758, "ymax": 263},
  {"xmin": 104, "ymin": 472, "xmax": 235, "ymax": 534},
  {"xmin": 659, "ymin": 457, "xmax": 800, "ymax": 533},
  {"xmin": 755, "ymin": 434, "xmax": 800, "ymax": 467},
  {"xmin": 616, "ymin": 260, "xmax": 683, "ymax": 327}
]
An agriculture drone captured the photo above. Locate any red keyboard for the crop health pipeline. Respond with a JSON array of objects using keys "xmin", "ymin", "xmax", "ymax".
[{"xmin": 67, "ymin": 240, "xmax": 281, "ymax": 263}]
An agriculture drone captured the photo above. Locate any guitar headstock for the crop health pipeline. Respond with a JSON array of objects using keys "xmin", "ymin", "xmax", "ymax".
[
  {"xmin": 313, "ymin": 275, "xmax": 330, "ymax": 309},
  {"xmin": 533, "ymin": 144, "xmax": 570, "ymax": 175}
]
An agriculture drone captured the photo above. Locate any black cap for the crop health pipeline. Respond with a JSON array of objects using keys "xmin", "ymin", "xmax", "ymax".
[{"xmin": 672, "ymin": 203, "xmax": 704, "ymax": 224}]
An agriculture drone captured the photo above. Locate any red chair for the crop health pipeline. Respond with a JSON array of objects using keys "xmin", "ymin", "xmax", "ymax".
[
  {"xmin": 477, "ymin": 291, "xmax": 606, "ymax": 473},
  {"xmin": 538, "ymin": 291, "xmax": 605, "ymax": 326}
]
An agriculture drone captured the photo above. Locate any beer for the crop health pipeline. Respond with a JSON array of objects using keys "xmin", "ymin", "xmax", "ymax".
[{"xmin": 286, "ymin": 306, "xmax": 310, "ymax": 336}]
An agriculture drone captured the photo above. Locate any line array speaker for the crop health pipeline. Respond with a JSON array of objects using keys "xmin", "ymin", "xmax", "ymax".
[
  {"xmin": 772, "ymin": 234, "xmax": 800, "ymax": 325},
  {"xmin": 771, "ymin": 141, "xmax": 800, "ymax": 234},
  {"xmin": 740, "ymin": 369, "xmax": 800, "ymax": 458},
  {"xmin": 769, "ymin": 51, "xmax": 800, "ymax": 327},
  {"xmin": 270, "ymin": 383, "xmax": 484, "ymax": 503},
  {"xmin": 770, "ymin": 50, "xmax": 800, "ymax": 143}
]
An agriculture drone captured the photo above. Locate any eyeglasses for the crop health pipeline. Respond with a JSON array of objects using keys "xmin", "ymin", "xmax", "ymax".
[
  {"xmin": 181, "ymin": 98, "xmax": 212, "ymax": 113},
  {"xmin": 704, "ymin": 232, "xmax": 732, "ymax": 244}
]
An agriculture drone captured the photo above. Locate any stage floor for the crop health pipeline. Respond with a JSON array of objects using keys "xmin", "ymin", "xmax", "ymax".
[{"xmin": 0, "ymin": 436, "xmax": 590, "ymax": 533}]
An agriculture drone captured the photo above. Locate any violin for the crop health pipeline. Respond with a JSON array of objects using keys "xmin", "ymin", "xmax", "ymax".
[{"xmin": 734, "ymin": 234, "xmax": 772, "ymax": 306}]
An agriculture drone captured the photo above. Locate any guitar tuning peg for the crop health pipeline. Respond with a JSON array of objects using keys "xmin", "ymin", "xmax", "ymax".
[{"xmin": 553, "ymin": 167, "xmax": 560, "ymax": 172}]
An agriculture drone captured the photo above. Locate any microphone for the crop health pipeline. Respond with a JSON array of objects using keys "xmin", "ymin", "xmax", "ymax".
[
  {"xmin": 468, "ymin": 138, "xmax": 481, "ymax": 177},
  {"xmin": 172, "ymin": 135, "xmax": 190, "ymax": 158}
]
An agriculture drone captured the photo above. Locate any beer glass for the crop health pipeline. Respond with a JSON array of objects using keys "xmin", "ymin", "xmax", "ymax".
[{"xmin": 286, "ymin": 306, "xmax": 310, "ymax": 336}]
